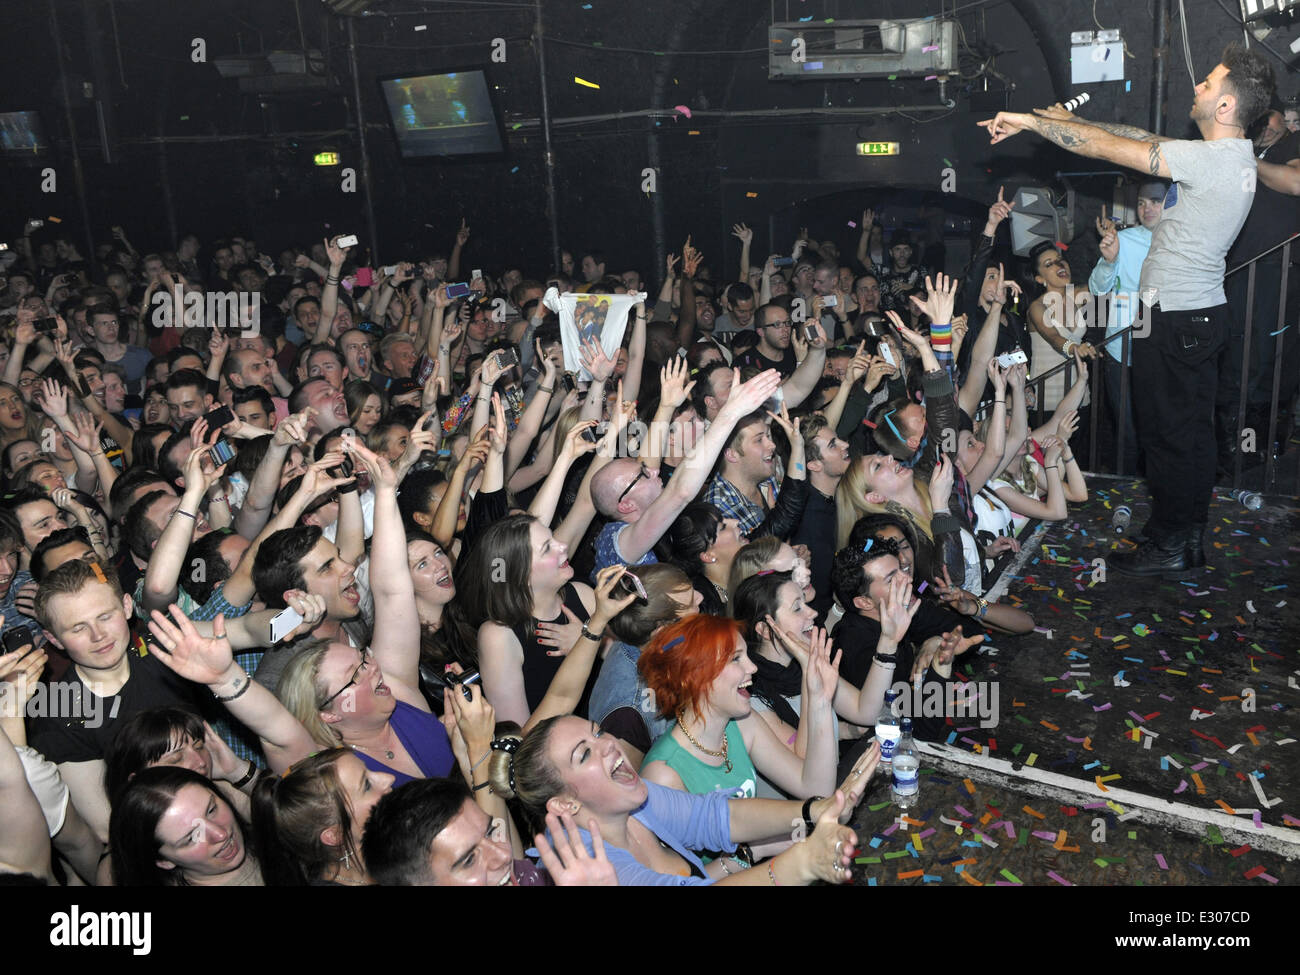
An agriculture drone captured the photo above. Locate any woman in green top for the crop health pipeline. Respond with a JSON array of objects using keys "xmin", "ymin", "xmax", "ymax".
[{"xmin": 638, "ymin": 614, "xmax": 849, "ymax": 867}]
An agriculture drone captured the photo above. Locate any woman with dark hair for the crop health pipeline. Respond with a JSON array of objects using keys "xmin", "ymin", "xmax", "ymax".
[
  {"xmin": 103, "ymin": 708, "xmax": 264, "ymax": 816},
  {"xmin": 251, "ymin": 748, "xmax": 394, "ymax": 886},
  {"xmin": 1024, "ymin": 241, "xmax": 1098, "ymax": 416},
  {"xmin": 129, "ymin": 423, "xmax": 174, "ymax": 471},
  {"xmin": 658, "ymin": 502, "xmax": 746, "ymax": 615},
  {"xmin": 459, "ymin": 513, "xmax": 596, "ymax": 727},
  {"xmin": 487, "ymin": 713, "xmax": 875, "ymax": 886},
  {"xmin": 109, "ymin": 767, "xmax": 262, "ymax": 886}
]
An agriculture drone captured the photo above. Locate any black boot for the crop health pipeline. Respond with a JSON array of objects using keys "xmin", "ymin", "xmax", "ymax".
[
  {"xmin": 1111, "ymin": 528, "xmax": 1199, "ymax": 577},
  {"xmin": 1185, "ymin": 523, "xmax": 1207, "ymax": 568}
]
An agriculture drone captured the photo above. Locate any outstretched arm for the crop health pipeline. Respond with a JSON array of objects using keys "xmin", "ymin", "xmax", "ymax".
[{"xmin": 981, "ymin": 112, "xmax": 1172, "ymax": 178}]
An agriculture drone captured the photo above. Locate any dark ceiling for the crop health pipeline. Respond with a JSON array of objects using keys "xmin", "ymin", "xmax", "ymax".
[{"xmin": 0, "ymin": 0, "xmax": 1295, "ymax": 276}]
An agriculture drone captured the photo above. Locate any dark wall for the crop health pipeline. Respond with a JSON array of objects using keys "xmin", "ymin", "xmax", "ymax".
[{"xmin": 0, "ymin": 0, "xmax": 1292, "ymax": 282}]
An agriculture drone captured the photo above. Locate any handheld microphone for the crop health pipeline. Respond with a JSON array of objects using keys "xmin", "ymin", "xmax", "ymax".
[{"xmin": 1063, "ymin": 92, "xmax": 1091, "ymax": 113}]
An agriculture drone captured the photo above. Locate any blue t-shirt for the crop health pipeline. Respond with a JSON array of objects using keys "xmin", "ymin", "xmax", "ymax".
[{"xmin": 591, "ymin": 520, "xmax": 658, "ymax": 582}]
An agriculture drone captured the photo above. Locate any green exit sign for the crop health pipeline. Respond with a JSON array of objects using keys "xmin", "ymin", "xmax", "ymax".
[{"xmin": 856, "ymin": 141, "xmax": 900, "ymax": 156}]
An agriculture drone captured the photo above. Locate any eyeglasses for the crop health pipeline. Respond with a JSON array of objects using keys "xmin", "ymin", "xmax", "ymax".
[
  {"xmin": 618, "ymin": 464, "xmax": 651, "ymax": 504},
  {"xmin": 318, "ymin": 647, "xmax": 372, "ymax": 711},
  {"xmin": 764, "ymin": 319, "xmax": 793, "ymax": 330}
]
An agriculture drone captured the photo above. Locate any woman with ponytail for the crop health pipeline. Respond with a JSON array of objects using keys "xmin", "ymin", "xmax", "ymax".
[{"xmin": 251, "ymin": 748, "xmax": 394, "ymax": 886}]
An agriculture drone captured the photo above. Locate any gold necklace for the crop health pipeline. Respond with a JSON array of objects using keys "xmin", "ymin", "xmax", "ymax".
[{"xmin": 677, "ymin": 714, "xmax": 731, "ymax": 774}]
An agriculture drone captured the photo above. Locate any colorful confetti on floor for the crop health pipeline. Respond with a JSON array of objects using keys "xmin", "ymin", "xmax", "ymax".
[{"xmin": 849, "ymin": 479, "xmax": 1297, "ymax": 884}]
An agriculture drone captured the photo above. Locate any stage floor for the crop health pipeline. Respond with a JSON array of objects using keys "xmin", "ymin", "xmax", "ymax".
[{"xmin": 847, "ymin": 476, "xmax": 1298, "ymax": 886}]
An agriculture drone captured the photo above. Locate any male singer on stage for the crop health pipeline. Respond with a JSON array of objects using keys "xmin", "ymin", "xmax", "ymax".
[{"xmin": 979, "ymin": 44, "xmax": 1275, "ymax": 577}]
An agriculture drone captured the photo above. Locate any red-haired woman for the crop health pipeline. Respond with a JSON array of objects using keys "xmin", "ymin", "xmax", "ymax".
[{"xmin": 638, "ymin": 614, "xmax": 862, "ymax": 801}]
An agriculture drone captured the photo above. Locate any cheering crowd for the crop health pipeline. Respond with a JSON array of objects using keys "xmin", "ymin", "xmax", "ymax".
[{"xmin": 0, "ymin": 44, "xmax": 1289, "ymax": 886}]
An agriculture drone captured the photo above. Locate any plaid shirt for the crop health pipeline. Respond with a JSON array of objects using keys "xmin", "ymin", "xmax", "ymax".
[{"xmin": 703, "ymin": 473, "xmax": 778, "ymax": 537}]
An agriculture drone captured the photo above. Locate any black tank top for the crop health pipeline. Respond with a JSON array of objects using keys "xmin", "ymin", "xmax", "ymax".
[{"xmin": 512, "ymin": 583, "xmax": 599, "ymax": 716}]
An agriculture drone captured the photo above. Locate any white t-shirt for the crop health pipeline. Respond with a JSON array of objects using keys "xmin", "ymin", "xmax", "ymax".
[{"xmin": 1139, "ymin": 138, "xmax": 1255, "ymax": 311}]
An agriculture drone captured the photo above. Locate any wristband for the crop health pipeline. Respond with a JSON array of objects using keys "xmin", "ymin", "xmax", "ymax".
[
  {"xmin": 975, "ymin": 597, "xmax": 990, "ymax": 619},
  {"xmin": 928, "ymin": 322, "xmax": 952, "ymax": 351},
  {"xmin": 1062, "ymin": 340, "xmax": 1075, "ymax": 356},
  {"xmin": 213, "ymin": 673, "xmax": 251, "ymax": 703},
  {"xmin": 801, "ymin": 795, "xmax": 823, "ymax": 837},
  {"xmin": 580, "ymin": 623, "xmax": 602, "ymax": 642},
  {"xmin": 176, "ymin": 509, "xmax": 197, "ymax": 521},
  {"xmin": 231, "ymin": 760, "xmax": 260, "ymax": 790},
  {"xmin": 1061, "ymin": 454, "xmax": 1074, "ymax": 464},
  {"xmin": 538, "ymin": 386, "xmax": 554, "ymax": 394},
  {"xmin": 338, "ymin": 481, "xmax": 359, "ymax": 495}
]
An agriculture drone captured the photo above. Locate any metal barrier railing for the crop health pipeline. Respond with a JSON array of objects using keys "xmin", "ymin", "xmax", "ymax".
[{"xmin": 1005, "ymin": 232, "xmax": 1298, "ymax": 491}]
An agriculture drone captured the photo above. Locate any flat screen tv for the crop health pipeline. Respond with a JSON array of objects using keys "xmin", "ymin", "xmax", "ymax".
[
  {"xmin": 0, "ymin": 111, "xmax": 49, "ymax": 156},
  {"xmin": 379, "ymin": 70, "xmax": 504, "ymax": 159}
]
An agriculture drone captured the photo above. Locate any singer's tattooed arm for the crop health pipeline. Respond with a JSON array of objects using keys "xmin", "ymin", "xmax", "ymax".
[
  {"xmin": 1081, "ymin": 120, "xmax": 1172, "ymax": 143},
  {"xmin": 1029, "ymin": 117, "xmax": 1173, "ymax": 179}
]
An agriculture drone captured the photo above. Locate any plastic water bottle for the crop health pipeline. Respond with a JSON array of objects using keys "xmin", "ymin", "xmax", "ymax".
[
  {"xmin": 1231, "ymin": 490, "xmax": 1263, "ymax": 511},
  {"xmin": 875, "ymin": 690, "xmax": 901, "ymax": 772},
  {"xmin": 1111, "ymin": 504, "xmax": 1132, "ymax": 535},
  {"xmin": 892, "ymin": 718, "xmax": 920, "ymax": 809}
]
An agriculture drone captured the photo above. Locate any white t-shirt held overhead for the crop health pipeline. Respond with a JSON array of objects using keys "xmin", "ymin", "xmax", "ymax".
[{"xmin": 1139, "ymin": 137, "xmax": 1256, "ymax": 312}]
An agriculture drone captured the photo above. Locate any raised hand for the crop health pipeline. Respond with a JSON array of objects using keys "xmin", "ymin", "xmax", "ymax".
[
  {"xmin": 766, "ymin": 615, "xmax": 811, "ymax": 668},
  {"xmin": 865, "ymin": 355, "xmax": 896, "ymax": 390},
  {"xmin": 579, "ymin": 337, "xmax": 615, "ymax": 383},
  {"xmin": 879, "ymin": 573, "xmax": 921, "ymax": 643},
  {"xmin": 299, "ymin": 454, "xmax": 354, "ymax": 500},
  {"xmin": 681, "ymin": 236, "xmax": 702, "ymax": 278},
  {"xmin": 987, "ymin": 358, "xmax": 1009, "ymax": 396},
  {"xmin": 731, "ymin": 223, "xmax": 753, "ymax": 245},
  {"xmin": 986, "ymin": 186, "xmax": 1015, "ymax": 231},
  {"xmin": 148, "ymin": 606, "xmax": 236, "ymax": 685},
  {"xmin": 845, "ymin": 342, "xmax": 871, "ymax": 384},
  {"xmin": 1055, "ymin": 407, "xmax": 1080, "ymax": 444},
  {"xmin": 665, "ymin": 253, "xmax": 679, "ymax": 279},
  {"xmin": 345, "ymin": 432, "xmax": 398, "ymax": 492},
  {"xmin": 273, "ymin": 408, "xmax": 314, "ymax": 447},
  {"xmin": 764, "ymin": 397, "xmax": 796, "ymax": 443},
  {"xmin": 559, "ymin": 420, "xmax": 599, "ymax": 464},
  {"xmin": 208, "ymin": 329, "xmax": 231, "ymax": 363},
  {"xmin": 885, "ymin": 309, "xmax": 930, "ymax": 357},
  {"xmin": 862, "ymin": 208, "xmax": 875, "ymax": 229},
  {"xmin": 480, "ymin": 350, "xmax": 508, "ymax": 389},
  {"xmin": 928, "ymin": 455, "xmax": 955, "ymax": 508},
  {"xmin": 455, "ymin": 219, "xmax": 471, "ymax": 247},
  {"xmin": 456, "ymin": 428, "xmax": 491, "ymax": 475},
  {"xmin": 68, "ymin": 412, "xmax": 104, "ymax": 456},
  {"xmin": 911, "ymin": 272, "xmax": 958, "ymax": 326},
  {"xmin": 718, "ymin": 368, "xmax": 782, "ymax": 421},
  {"xmin": 658, "ymin": 356, "xmax": 696, "ymax": 412},
  {"xmin": 39, "ymin": 379, "xmax": 68, "ymax": 419},
  {"xmin": 535, "ymin": 813, "xmax": 618, "ymax": 887},
  {"xmin": 324, "ymin": 235, "xmax": 351, "ymax": 270},
  {"xmin": 804, "ymin": 628, "xmax": 841, "ymax": 707}
]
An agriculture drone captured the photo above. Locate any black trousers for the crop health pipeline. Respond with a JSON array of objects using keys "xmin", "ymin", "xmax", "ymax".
[{"xmin": 1130, "ymin": 303, "xmax": 1229, "ymax": 538}]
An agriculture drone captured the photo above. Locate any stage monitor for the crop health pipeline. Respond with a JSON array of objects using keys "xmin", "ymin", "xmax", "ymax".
[
  {"xmin": 0, "ymin": 111, "xmax": 49, "ymax": 157},
  {"xmin": 379, "ymin": 70, "xmax": 504, "ymax": 159}
]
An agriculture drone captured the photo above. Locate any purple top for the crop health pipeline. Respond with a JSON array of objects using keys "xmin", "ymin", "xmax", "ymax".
[{"xmin": 353, "ymin": 700, "xmax": 455, "ymax": 787}]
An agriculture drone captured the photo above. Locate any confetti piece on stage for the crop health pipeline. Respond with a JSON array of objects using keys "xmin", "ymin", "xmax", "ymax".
[
  {"xmin": 999, "ymin": 869, "xmax": 1023, "ymax": 884},
  {"xmin": 963, "ymin": 778, "xmax": 975, "ymax": 794},
  {"xmin": 745, "ymin": 192, "xmax": 758, "ymax": 198},
  {"xmin": 1047, "ymin": 870, "xmax": 1073, "ymax": 886},
  {"xmin": 898, "ymin": 869, "xmax": 924, "ymax": 880},
  {"xmin": 672, "ymin": 104, "xmax": 692, "ymax": 118},
  {"xmin": 1155, "ymin": 854, "xmax": 1168, "ymax": 869},
  {"xmin": 575, "ymin": 77, "xmax": 600, "ymax": 89},
  {"xmin": 960, "ymin": 870, "xmax": 983, "ymax": 886}
]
